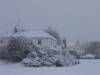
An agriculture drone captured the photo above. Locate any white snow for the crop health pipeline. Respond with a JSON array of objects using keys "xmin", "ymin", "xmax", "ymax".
[
  {"xmin": 4, "ymin": 30, "xmax": 56, "ymax": 41},
  {"xmin": 80, "ymin": 54, "xmax": 96, "ymax": 59},
  {"xmin": 0, "ymin": 60, "xmax": 100, "ymax": 75}
]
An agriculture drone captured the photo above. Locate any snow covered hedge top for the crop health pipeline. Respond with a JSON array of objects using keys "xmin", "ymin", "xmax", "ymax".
[{"xmin": 80, "ymin": 54, "xmax": 96, "ymax": 59}]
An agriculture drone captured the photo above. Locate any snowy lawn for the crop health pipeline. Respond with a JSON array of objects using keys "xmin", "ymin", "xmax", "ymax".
[{"xmin": 0, "ymin": 60, "xmax": 100, "ymax": 75}]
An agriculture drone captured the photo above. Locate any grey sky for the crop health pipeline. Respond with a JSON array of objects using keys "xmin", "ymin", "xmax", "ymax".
[{"xmin": 0, "ymin": 0, "xmax": 100, "ymax": 42}]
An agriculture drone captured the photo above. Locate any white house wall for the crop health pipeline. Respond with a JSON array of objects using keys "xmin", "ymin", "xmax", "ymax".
[
  {"xmin": 42, "ymin": 38, "xmax": 57, "ymax": 48},
  {"xmin": 31, "ymin": 37, "xmax": 57, "ymax": 48}
]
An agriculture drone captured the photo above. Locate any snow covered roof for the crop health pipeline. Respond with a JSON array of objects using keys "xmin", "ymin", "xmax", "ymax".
[{"xmin": 4, "ymin": 30, "xmax": 57, "ymax": 41}]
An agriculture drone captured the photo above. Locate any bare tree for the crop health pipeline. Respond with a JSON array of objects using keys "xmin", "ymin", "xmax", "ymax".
[{"xmin": 45, "ymin": 26, "xmax": 61, "ymax": 45}]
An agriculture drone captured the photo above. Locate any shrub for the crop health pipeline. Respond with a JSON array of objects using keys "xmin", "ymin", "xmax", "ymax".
[
  {"xmin": 69, "ymin": 50, "xmax": 80, "ymax": 59},
  {"xmin": 6, "ymin": 36, "xmax": 33, "ymax": 62},
  {"xmin": 22, "ymin": 47, "xmax": 79, "ymax": 67},
  {"xmin": 0, "ymin": 45, "xmax": 8, "ymax": 60}
]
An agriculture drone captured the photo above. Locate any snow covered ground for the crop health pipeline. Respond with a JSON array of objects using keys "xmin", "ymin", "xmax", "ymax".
[{"xmin": 0, "ymin": 60, "xmax": 100, "ymax": 75}]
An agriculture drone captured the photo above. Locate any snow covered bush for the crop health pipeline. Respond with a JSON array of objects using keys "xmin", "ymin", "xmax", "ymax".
[
  {"xmin": 69, "ymin": 50, "xmax": 80, "ymax": 59},
  {"xmin": 80, "ymin": 54, "xmax": 95, "ymax": 59},
  {"xmin": 0, "ymin": 37, "xmax": 10, "ymax": 60},
  {"xmin": 22, "ymin": 47, "xmax": 79, "ymax": 67},
  {"xmin": 0, "ymin": 45, "xmax": 8, "ymax": 60},
  {"xmin": 6, "ymin": 36, "xmax": 34, "ymax": 62}
]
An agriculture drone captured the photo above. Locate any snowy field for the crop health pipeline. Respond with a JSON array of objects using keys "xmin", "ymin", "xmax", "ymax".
[{"xmin": 0, "ymin": 60, "xmax": 100, "ymax": 75}]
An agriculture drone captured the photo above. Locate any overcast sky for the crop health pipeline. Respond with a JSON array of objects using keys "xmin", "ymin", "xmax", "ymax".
[{"xmin": 0, "ymin": 0, "xmax": 100, "ymax": 42}]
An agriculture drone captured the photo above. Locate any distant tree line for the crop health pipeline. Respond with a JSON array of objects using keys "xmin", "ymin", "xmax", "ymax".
[{"xmin": 82, "ymin": 41, "xmax": 100, "ymax": 59}]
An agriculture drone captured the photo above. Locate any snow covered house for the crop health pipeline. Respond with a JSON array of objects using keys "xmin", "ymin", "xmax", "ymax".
[
  {"xmin": 1, "ymin": 25, "xmax": 57, "ymax": 48},
  {"xmin": 12, "ymin": 30, "xmax": 57, "ymax": 48}
]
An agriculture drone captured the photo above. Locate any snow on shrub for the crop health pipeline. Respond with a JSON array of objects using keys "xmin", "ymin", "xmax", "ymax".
[
  {"xmin": 80, "ymin": 54, "xmax": 96, "ymax": 59},
  {"xmin": 22, "ymin": 47, "xmax": 79, "ymax": 67},
  {"xmin": 6, "ymin": 36, "xmax": 34, "ymax": 62},
  {"xmin": 0, "ymin": 45, "xmax": 8, "ymax": 60}
]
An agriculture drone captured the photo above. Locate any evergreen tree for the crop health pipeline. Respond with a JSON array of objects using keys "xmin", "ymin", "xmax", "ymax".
[{"xmin": 13, "ymin": 26, "xmax": 18, "ymax": 33}]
